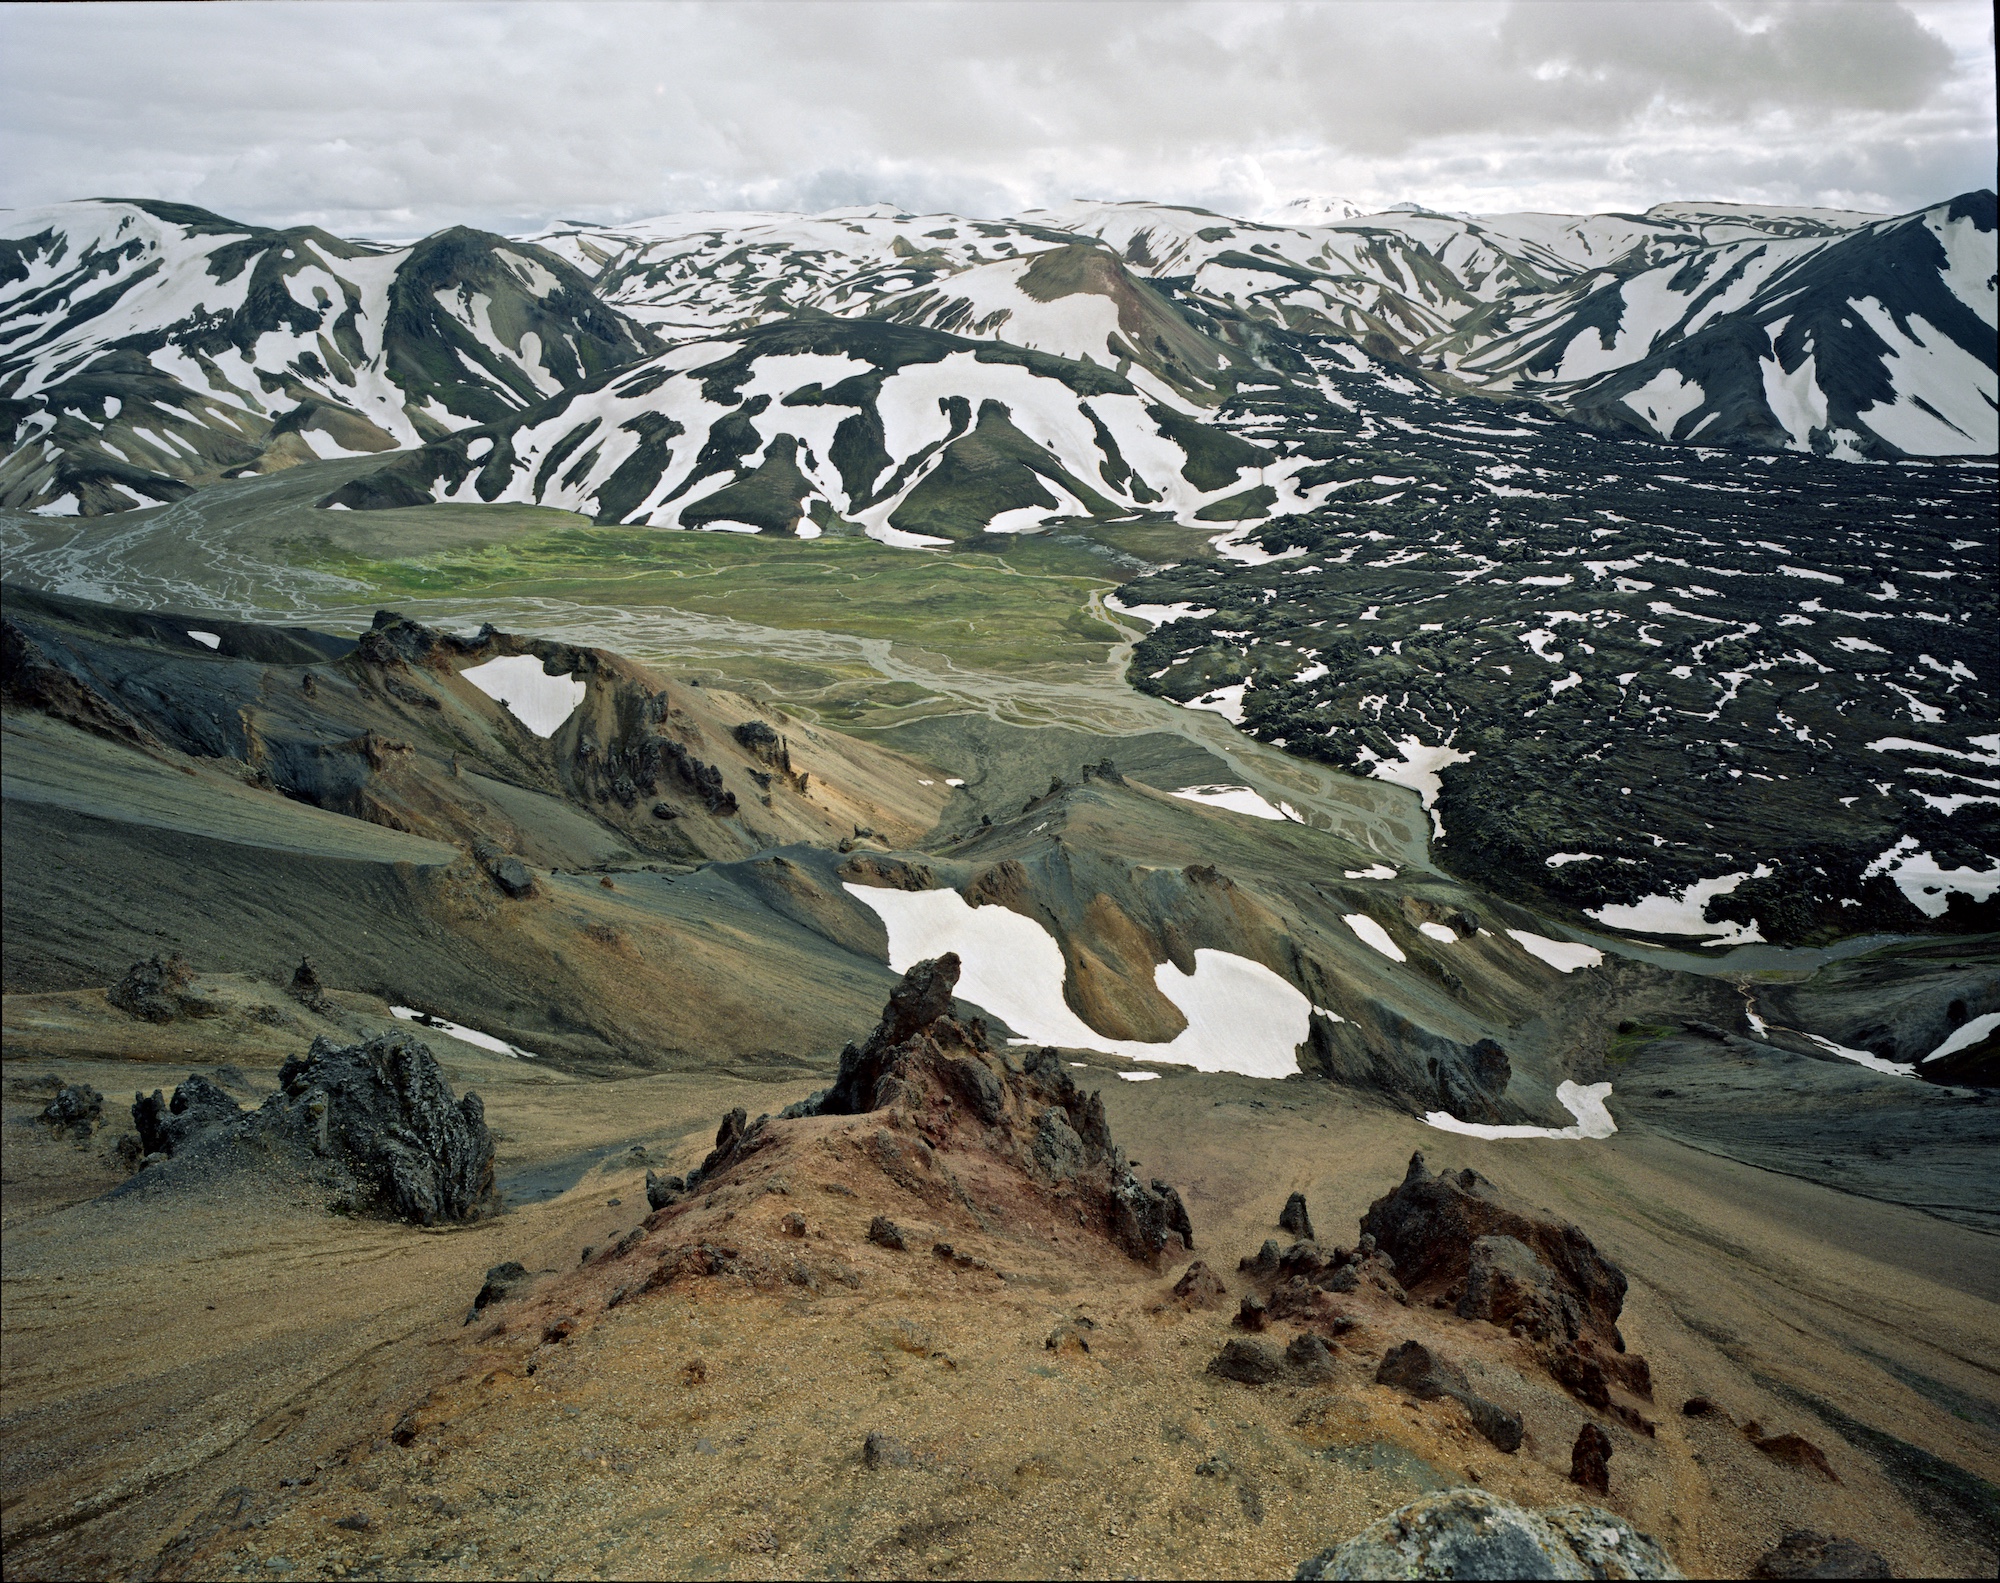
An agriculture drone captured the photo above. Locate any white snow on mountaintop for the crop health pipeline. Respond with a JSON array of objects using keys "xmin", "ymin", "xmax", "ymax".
[{"xmin": 4, "ymin": 186, "xmax": 1993, "ymax": 519}]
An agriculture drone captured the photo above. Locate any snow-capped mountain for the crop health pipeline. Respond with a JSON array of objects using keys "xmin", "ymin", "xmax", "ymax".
[
  {"xmin": 0, "ymin": 199, "xmax": 659, "ymax": 515},
  {"xmin": 319, "ymin": 316, "xmax": 1300, "ymax": 539},
  {"xmin": 2, "ymin": 188, "xmax": 1993, "ymax": 520}
]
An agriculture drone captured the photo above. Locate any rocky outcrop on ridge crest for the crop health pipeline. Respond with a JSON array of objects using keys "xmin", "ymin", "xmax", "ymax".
[
  {"xmin": 1362, "ymin": 1152, "xmax": 1653, "ymax": 1421},
  {"xmin": 653, "ymin": 954, "xmax": 1195, "ymax": 1268},
  {"xmin": 120, "ymin": 1032, "xmax": 498, "ymax": 1225}
]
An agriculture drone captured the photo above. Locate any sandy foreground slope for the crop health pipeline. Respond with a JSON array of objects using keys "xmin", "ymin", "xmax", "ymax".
[{"xmin": 3, "ymin": 1015, "xmax": 1995, "ymax": 1581}]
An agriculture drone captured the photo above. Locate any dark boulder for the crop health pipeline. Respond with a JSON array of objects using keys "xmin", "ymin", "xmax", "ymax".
[
  {"xmin": 1279, "ymin": 1191, "xmax": 1315, "ymax": 1240},
  {"xmin": 472, "ymin": 1261, "xmax": 529, "ymax": 1314},
  {"xmin": 1749, "ymin": 1530, "xmax": 1891, "ymax": 1579},
  {"xmin": 645, "ymin": 1170, "xmax": 686, "ymax": 1210},
  {"xmin": 133, "ymin": 1074, "xmax": 240, "ymax": 1156},
  {"xmin": 1570, "ymin": 1423, "xmax": 1613, "ymax": 1494},
  {"xmin": 39, "ymin": 1082, "xmax": 104, "ymax": 1138},
  {"xmin": 1363, "ymin": 1152, "xmax": 1650, "ymax": 1409},
  {"xmin": 1375, "ymin": 1340, "xmax": 1524, "ymax": 1453},
  {"xmin": 1210, "ymin": 1334, "xmax": 1340, "ymax": 1387},
  {"xmin": 287, "ymin": 957, "xmax": 334, "ymax": 1016},
  {"xmin": 1172, "ymin": 1260, "xmax": 1228, "ymax": 1308},
  {"xmin": 109, "ymin": 955, "xmax": 219, "ymax": 1023},
  {"xmin": 122, "ymin": 1033, "xmax": 497, "ymax": 1225},
  {"xmin": 867, "ymin": 1216, "xmax": 908, "ymax": 1251}
]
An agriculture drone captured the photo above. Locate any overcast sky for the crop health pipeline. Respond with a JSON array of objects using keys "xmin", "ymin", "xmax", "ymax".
[{"xmin": 2, "ymin": 1, "xmax": 1992, "ymax": 236}]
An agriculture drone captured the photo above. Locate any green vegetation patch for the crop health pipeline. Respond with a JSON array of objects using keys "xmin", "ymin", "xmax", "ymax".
[{"xmin": 316, "ymin": 517, "xmax": 1126, "ymax": 674}]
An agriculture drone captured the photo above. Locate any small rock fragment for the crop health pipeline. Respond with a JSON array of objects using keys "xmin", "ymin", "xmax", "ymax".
[
  {"xmin": 1682, "ymin": 1395, "xmax": 1721, "ymax": 1417},
  {"xmin": 862, "ymin": 1431, "xmax": 913, "ymax": 1468},
  {"xmin": 779, "ymin": 1211, "xmax": 807, "ymax": 1238},
  {"xmin": 1172, "ymin": 1260, "xmax": 1228, "ymax": 1309}
]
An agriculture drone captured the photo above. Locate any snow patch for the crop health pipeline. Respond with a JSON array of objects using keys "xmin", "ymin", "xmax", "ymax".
[
  {"xmin": 186, "ymin": 630, "xmax": 221, "ymax": 650},
  {"xmin": 1505, "ymin": 931, "xmax": 1604, "ymax": 973},
  {"xmin": 391, "ymin": 1006, "xmax": 538, "ymax": 1059},
  {"xmin": 1424, "ymin": 1080, "xmax": 1616, "ymax": 1141},
  {"xmin": 1586, "ymin": 869, "xmax": 1770, "ymax": 944},
  {"xmin": 460, "ymin": 655, "xmax": 588, "ymax": 738},
  {"xmin": 1342, "ymin": 913, "xmax": 1406, "ymax": 963},
  {"xmin": 1170, "ymin": 784, "xmax": 1299, "ymax": 822},
  {"xmin": 843, "ymin": 883, "xmax": 1312, "ymax": 1079}
]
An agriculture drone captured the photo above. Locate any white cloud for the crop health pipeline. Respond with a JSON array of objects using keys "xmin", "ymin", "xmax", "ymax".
[{"xmin": 0, "ymin": 0, "xmax": 1990, "ymax": 236}]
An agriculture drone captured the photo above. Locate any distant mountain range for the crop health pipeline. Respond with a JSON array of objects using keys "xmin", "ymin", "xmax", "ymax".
[{"xmin": 2, "ymin": 189, "xmax": 1992, "ymax": 523}]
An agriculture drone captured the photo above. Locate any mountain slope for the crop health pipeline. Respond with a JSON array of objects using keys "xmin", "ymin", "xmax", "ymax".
[
  {"xmin": 319, "ymin": 316, "xmax": 1301, "ymax": 540},
  {"xmin": 0, "ymin": 200, "xmax": 661, "ymax": 516}
]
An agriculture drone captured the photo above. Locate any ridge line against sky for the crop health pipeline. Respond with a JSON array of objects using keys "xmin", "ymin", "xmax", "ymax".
[{"xmin": 1, "ymin": 0, "xmax": 1993, "ymax": 240}]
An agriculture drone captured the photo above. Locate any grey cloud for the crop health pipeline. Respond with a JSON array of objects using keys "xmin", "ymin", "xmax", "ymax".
[{"xmin": 0, "ymin": 0, "xmax": 1989, "ymax": 236}]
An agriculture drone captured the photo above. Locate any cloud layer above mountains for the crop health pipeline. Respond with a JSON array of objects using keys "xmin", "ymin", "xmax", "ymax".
[{"xmin": 3, "ymin": 0, "xmax": 1992, "ymax": 233}]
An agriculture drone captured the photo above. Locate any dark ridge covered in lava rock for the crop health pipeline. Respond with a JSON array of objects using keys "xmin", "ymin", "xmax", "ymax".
[
  {"xmin": 117, "ymin": 1031, "xmax": 498, "ymax": 1225},
  {"xmin": 663, "ymin": 953, "xmax": 1195, "ymax": 1267}
]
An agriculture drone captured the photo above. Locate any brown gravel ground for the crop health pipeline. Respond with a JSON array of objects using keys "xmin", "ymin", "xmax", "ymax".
[{"xmin": 3, "ymin": 1053, "xmax": 1996, "ymax": 1581}]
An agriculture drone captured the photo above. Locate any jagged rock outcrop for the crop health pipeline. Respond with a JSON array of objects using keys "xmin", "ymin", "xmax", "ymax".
[
  {"xmin": 1362, "ymin": 1152, "xmax": 1653, "ymax": 1419},
  {"xmin": 1295, "ymin": 1489, "xmax": 1682, "ymax": 1580},
  {"xmin": 133, "ymin": 1073, "xmax": 241, "ymax": 1156},
  {"xmin": 678, "ymin": 953, "xmax": 1195, "ymax": 1267},
  {"xmin": 121, "ymin": 1033, "xmax": 497, "ymax": 1225},
  {"xmin": 37, "ymin": 1082, "xmax": 105, "ymax": 1139},
  {"xmin": 109, "ymin": 955, "xmax": 221, "ymax": 1023}
]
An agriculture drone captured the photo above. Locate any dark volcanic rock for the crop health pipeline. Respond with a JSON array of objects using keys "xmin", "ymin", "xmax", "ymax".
[
  {"xmin": 866, "ymin": 1215, "xmax": 908, "ymax": 1251},
  {"xmin": 645, "ymin": 1170, "xmax": 686, "ymax": 1211},
  {"xmin": 1570, "ymin": 1422, "xmax": 1613, "ymax": 1494},
  {"xmin": 108, "ymin": 955, "xmax": 220, "ymax": 1023},
  {"xmin": 472, "ymin": 1261, "xmax": 529, "ymax": 1314},
  {"xmin": 1210, "ymin": 1334, "xmax": 1340, "ymax": 1387},
  {"xmin": 1279, "ymin": 1191, "xmax": 1315, "ymax": 1240},
  {"xmin": 1295, "ymin": 1488, "xmax": 1683, "ymax": 1580},
  {"xmin": 1375, "ymin": 1340, "xmax": 1524, "ymax": 1453},
  {"xmin": 123, "ymin": 1033, "xmax": 497, "ymax": 1225},
  {"xmin": 39, "ymin": 1082, "xmax": 104, "ymax": 1138},
  {"xmin": 133, "ymin": 1074, "xmax": 240, "ymax": 1156},
  {"xmin": 1750, "ymin": 1530, "xmax": 1892, "ymax": 1579},
  {"xmin": 1363, "ymin": 1152, "xmax": 1651, "ymax": 1410},
  {"xmin": 473, "ymin": 843, "xmax": 536, "ymax": 899},
  {"xmin": 287, "ymin": 957, "xmax": 334, "ymax": 1017}
]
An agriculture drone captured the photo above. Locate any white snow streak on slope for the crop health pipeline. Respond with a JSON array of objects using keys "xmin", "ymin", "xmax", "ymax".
[
  {"xmin": 1587, "ymin": 869, "xmax": 1768, "ymax": 944},
  {"xmin": 1930, "ymin": 211, "xmax": 1999, "ymax": 330},
  {"xmin": 1848, "ymin": 300, "xmax": 2000, "ymax": 454},
  {"xmin": 460, "ymin": 656, "xmax": 587, "ymax": 738},
  {"xmin": 1182, "ymin": 682, "xmax": 1248, "ymax": 724},
  {"xmin": 1861, "ymin": 836, "xmax": 2000, "ymax": 917},
  {"xmin": 1342, "ymin": 914, "xmax": 1405, "ymax": 962},
  {"xmin": 842, "ymin": 883, "xmax": 1312, "ymax": 1079},
  {"xmin": 1424, "ymin": 1080, "xmax": 1616, "ymax": 1141},
  {"xmin": 1925, "ymin": 1012, "xmax": 2000, "ymax": 1064},
  {"xmin": 1505, "ymin": 931, "xmax": 1604, "ymax": 972},
  {"xmin": 1623, "ymin": 369, "xmax": 1705, "ymax": 437},
  {"xmin": 186, "ymin": 630, "xmax": 221, "ymax": 650},
  {"xmin": 391, "ymin": 1006, "xmax": 539, "ymax": 1059},
  {"xmin": 1171, "ymin": 785, "xmax": 1299, "ymax": 822},
  {"xmin": 1760, "ymin": 351, "xmax": 1829, "ymax": 450}
]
